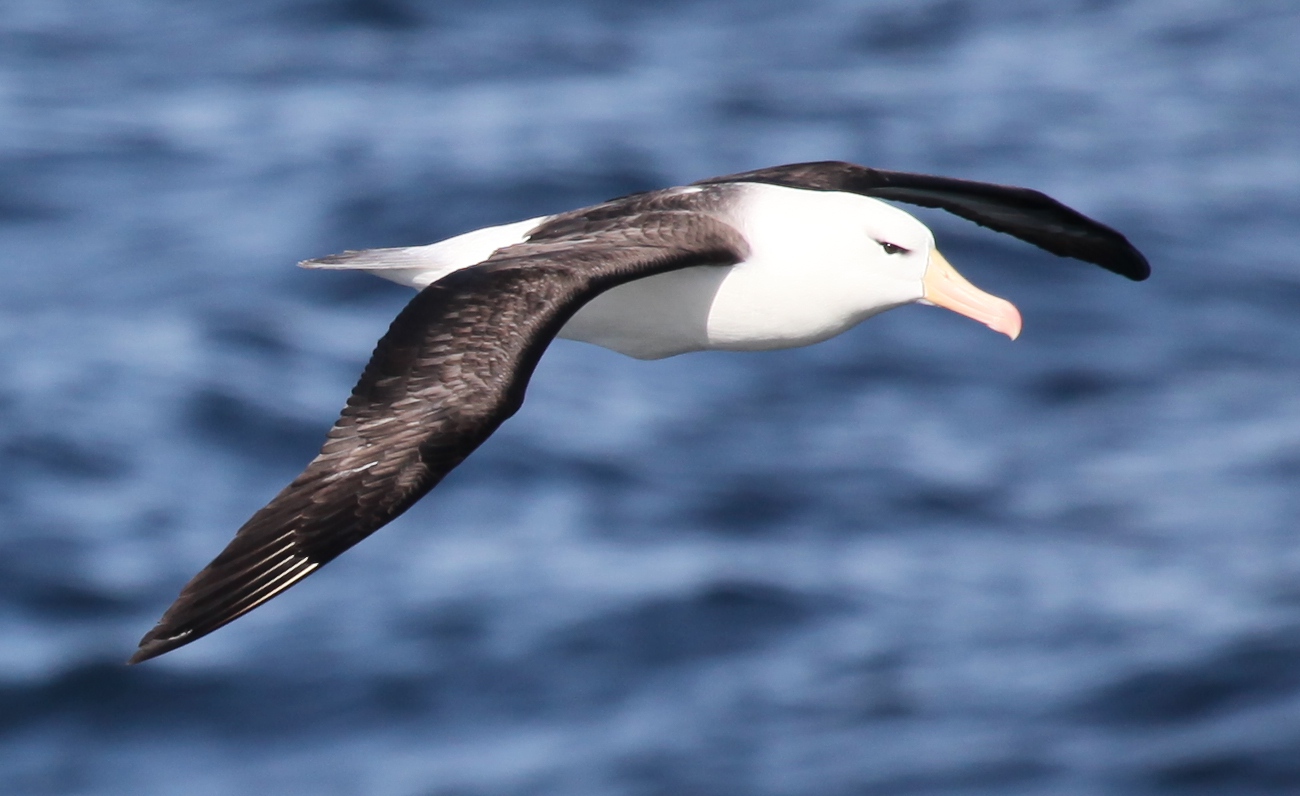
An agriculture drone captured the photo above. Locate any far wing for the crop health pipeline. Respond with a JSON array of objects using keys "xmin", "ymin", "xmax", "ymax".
[
  {"xmin": 130, "ymin": 209, "xmax": 747, "ymax": 663},
  {"xmin": 696, "ymin": 161, "xmax": 1150, "ymax": 280}
]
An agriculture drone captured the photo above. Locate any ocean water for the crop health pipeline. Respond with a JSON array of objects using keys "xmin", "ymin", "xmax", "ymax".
[{"xmin": 2, "ymin": 0, "xmax": 1300, "ymax": 793}]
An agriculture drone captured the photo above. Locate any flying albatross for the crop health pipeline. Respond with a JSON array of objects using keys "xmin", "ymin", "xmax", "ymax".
[{"xmin": 129, "ymin": 161, "xmax": 1148, "ymax": 663}]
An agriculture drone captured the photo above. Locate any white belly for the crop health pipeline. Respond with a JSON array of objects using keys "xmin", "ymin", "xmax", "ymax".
[
  {"xmin": 558, "ymin": 256, "xmax": 878, "ymax": 360},
  {"xmin": 558, "ymin": 266, "xmax": 731, "ymax": 360}
]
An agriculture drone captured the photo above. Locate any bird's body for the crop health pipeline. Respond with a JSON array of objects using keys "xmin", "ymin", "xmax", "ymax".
[
  {"xmin": 130, "ymin": 161, "xmax": 1148, "ymax": 663},
  {"xmin": 317, "ymin": 182, "xmax": 937, "ymax": 359}
]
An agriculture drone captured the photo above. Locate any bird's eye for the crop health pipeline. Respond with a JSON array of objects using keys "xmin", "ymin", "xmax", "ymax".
[{"xmin": 878, "ymin": 241, "xmax": 909, "ymax": 255}]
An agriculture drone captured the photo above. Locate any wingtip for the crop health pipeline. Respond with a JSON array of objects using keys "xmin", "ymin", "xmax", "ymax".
[
  {"xmin": 1114, "ymin": 245, "xmax": 1151, "ymax": 282},
  {"xmin": 1131, "ymin": 255, "xmax": 1152, "ymax": 282},
  {"xmin": 127, "ymin": 627, "xmax": 194, "ymax": 665},
  {"xmin": 1078, "ymin": 224, "xmax": 1149, "ymax": 282},
  {"xmin": 126, "ymin": 644, "xmax": 159, "ymax": 666}
]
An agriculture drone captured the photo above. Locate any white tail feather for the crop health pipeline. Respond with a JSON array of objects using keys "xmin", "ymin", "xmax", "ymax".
[{"xmin": 299, "ymin": 215, "xmax": 549, "ymax": 289}]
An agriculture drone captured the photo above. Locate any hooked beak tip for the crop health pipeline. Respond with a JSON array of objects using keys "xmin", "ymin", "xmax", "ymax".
[{"xmin": 989, "ymin": 306, "xmax": 1023, "ymax": 341}]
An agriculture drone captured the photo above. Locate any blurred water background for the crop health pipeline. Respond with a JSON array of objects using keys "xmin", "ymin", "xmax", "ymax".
[{"xmin": 2, "ymin": 0, "xmax": 1300, "ymax": 793}]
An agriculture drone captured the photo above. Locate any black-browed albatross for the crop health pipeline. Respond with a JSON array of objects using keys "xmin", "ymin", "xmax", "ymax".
[{"xmin": 129, "ymin": 161, "xmax": 1148, "ymax": 663}]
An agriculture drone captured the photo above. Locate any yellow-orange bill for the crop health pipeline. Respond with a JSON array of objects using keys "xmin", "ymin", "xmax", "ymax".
[{"xmin": 922, "ymin": 250, "xmax": 1022, "ymax": 340}]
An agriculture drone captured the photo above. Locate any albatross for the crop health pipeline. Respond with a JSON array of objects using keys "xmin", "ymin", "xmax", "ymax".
[{"xmin": 129, "ymin": 161, "xmax": 1148, "ymax": 663}]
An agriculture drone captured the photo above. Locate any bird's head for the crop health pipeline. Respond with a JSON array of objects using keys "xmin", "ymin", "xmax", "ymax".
[
  {"xmin": 852, "ymin": 197, "xmax": 1022, "ymax": 340},
  {"xmin": 682, "ymin": 185, "xmax": 1025, "ymax": 353}
]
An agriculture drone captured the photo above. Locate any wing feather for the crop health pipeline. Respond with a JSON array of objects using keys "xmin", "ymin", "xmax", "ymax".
[
  {"xmin": 130, "ymin": 208, "xmax": 747, "ymax": 663},
  {"xmin": 696, "ymin": 161, "xmax": 1150, "ymax": 280}
]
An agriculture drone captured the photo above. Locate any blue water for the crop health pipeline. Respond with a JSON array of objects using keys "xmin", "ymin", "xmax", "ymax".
[{"xmin": 3, "ymin": 1, "xmax": 1300, "ymax": 793}]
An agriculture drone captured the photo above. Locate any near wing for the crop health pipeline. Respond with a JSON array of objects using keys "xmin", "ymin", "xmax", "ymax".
[
  {"xmin": 696, "ymin": 161, "xmax": 1150, "ymax": 281},
  {"xmin": 130, "ymin": 208, "xmax": 747, "ymax": 663}
]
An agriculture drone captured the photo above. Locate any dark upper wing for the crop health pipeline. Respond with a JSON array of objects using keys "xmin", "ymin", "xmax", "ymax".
[
  {"xmin": 695, "ymin": 161, "xmax": 1149, "ymax": 281},
  {"xmin": 130, "ymin": 207, "xmax": 747, "ymax": 663}
]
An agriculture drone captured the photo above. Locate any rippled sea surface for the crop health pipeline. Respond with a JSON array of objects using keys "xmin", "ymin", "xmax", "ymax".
[{"xmin": 3, "ymin": 1, "xmax": 1300, "ymax": 793}]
